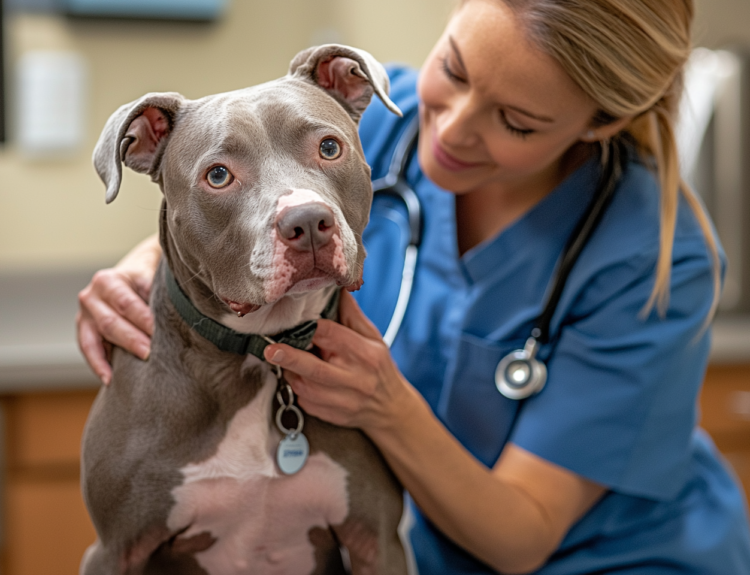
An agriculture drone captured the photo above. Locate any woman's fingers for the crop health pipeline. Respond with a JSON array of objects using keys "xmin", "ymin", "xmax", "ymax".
[
  {"xmin": 132, "ymin": 274, "xmax": 154, "ymax": 304},
  {"xmin": 77, "ymin": 269, "xmax": 154, "ymax": 366},
  {"xmin": 265, "ymin": 343, "xmax": 347, "ymax": 387},
  {"xmin": 92, "ymin": 270, "xmax": 154, "ymax": 336},
  {"xmin": 76, "ymin": 310, "xmax": 113, "ymax": 385},
  {"xmin": 80, "ymin": 287, "xmax": 151, "ymax": 360},
  {"xmin": 338, "ymin": 290, "xmax": 383, "ymax": 340},
  {"xmin": 282, "ymin": 369, "xmax": 352, "ymax": 416},
  {"xmin": 265, "ymin": 344, "xmax": 364, "ymax": 425},
  {"xmin": 264, "ymin": 293, "xmax": 408, "ymax": 431}
]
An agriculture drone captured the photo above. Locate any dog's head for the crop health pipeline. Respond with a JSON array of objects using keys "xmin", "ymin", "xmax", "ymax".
[{"xmin": 94, "ymin": 45, "xmax": 401, "ymax": 329}]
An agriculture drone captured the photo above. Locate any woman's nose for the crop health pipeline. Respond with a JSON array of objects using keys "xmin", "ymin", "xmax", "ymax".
[{"xmin": 435, "ymin": 96, "xmax": 480, "ymax": 148}]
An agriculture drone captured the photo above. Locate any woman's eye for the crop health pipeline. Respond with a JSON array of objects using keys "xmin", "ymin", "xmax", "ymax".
[
  {"xmin": 206, "ymin": 165, "xmax": 234, "ymax": 188},
  {"xmin": 319, "ymin": 138, "xmax": 342, "ymax": 160},
  {"xmin": 441, "ymin": 56, "xmax": 465, "ymax": 84},
  {"xmin": 500, "ymin": 111, "xmax": 535, "ymax": 139}
]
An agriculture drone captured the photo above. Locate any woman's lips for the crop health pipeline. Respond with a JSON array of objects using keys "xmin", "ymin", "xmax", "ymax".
[{"xmin": 431, "ymin": 139, "xmax": 484, "ymax": 172}]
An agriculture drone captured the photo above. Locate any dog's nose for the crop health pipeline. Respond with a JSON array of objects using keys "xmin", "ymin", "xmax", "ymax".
[{"xmin": 275, "ymin": 202, "xmax": 336, "ymax": 252}]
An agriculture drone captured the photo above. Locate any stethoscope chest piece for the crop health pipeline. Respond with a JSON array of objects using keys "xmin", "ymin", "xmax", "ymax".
[{"xmin": 495, "ymin": 337, "xmax": 547, "ymax": 400}]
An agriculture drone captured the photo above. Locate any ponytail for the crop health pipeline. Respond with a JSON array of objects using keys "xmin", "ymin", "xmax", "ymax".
[
  {"xmin": 626, "ymin": 78, "xmax": 722, "ymax": 320},
  {"xmin": 499, "ymin": 0, "xmax": 720, "ymax": 321}
]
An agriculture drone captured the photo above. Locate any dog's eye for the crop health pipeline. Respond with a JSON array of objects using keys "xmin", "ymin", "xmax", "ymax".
[
  {"xmin": 319, "ymin": 138, "xmax": 341, "ymax": 160},
  {"xmin": 206, "ymin": 166, "xmax": 233, "ymax": 188}
]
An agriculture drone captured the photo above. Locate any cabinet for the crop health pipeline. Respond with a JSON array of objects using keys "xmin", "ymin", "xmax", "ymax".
[
  {"xmin": 0, "ymin": 366, "xmax": 748, "ymax": 575},
  {"xmin": 699, "ymin": 364, "xmax": 750, "ymax": 502},
  {"xmin": 1, "ymin": 390, "xmax": 97, "ymax": 575}
]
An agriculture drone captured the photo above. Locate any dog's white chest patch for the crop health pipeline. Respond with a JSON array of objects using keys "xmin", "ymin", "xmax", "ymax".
[{"xmin": 167, "ymin": 370, "xmax": 350, "ymax": 574}]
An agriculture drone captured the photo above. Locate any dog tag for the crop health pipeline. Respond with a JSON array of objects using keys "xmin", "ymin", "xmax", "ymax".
[{"xmin": 277, "ymin": 432, "xmax": 309, "ymax": 475}]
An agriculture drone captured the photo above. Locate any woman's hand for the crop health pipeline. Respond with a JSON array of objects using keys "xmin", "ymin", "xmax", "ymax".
[
  {"xmin": 266, "ymin": 289, "xmax": 606, "ymax": 574},
  {"xmin": 76, "ymin": 235, "xmax": 161, "ymax": 384},
  {"xmin": 264, "ymin": 290, "xmax": 418, "ymax": 434}
]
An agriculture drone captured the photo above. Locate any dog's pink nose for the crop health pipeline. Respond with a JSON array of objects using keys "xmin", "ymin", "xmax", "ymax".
[{"xmin": 275, "ymin": 202, "xmax": 336, "ymax": 252}]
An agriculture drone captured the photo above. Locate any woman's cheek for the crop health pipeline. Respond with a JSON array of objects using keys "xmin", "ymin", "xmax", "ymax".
[{"xmin": 486, "ymin": 137, "xmax": 561, "ymax": 178}]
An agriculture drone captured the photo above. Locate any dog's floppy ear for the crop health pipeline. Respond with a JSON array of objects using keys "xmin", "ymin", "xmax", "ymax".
[
  {"xmin": 289, "ymin": 44, "xmax": 402, "ymax": 123},
  {"xmin": 93, "ymin": 92, "xmax": 185, "ymax": 204}
]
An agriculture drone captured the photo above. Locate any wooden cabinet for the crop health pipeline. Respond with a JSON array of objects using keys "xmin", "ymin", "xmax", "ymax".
[
  {"xmin": 1, "ymin": 390, "xmax": 97, "ymax": 575},
  {"xmin": 0, "ymin": 368, "xmax": 748, "ymax": 575},
  {"xmin": 700, "ymin": 364, "xmax": 750, "ymax": 502}
]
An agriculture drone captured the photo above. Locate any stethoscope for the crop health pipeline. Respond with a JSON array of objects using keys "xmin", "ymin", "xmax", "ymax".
[
  {"xmin": 372, "ymin": 115, "xmax": 626, "ymax": 400},
  {"xmin": 370, "ymin": 115, "xmax": 423, "ymax": 349}
]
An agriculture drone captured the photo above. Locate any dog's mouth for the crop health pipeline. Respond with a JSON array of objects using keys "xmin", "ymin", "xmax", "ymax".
[
  {"xmin": 221, "ymin": 298, "xmax": 261, "ymax": 317},
  {"xmin": 264, "ymin": 241, "xmax": 358, "ymax": 302},
  {"xmin": 220, "ymin": 266, "xmax": 361, "ymax": 318},
  {"xmin": 285, "ymin": 268, "xmax": 337, "ymax": 294},
  {"xmin": 267, "ymin": 265, "xmax": 360, "ymax": 302}
]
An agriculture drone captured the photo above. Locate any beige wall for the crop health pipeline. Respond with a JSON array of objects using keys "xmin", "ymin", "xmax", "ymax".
[
  {"xmin": 695, "ymin": 0, "xmax": 750, "ymax": 48},
  {"xmin": 0, "ymin": 0, "xmax": 745, "ymax": 270},
  {"xmin": 0, "ymin": 0, "xmax": 455, "ymax": 270}
]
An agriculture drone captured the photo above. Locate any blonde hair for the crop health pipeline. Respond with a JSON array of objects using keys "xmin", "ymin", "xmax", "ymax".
[{"xmin": 496, "ymin": 0, "xmax": 721, "ymax": 319}]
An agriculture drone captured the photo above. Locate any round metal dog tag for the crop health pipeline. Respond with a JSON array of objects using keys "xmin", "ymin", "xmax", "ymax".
[{"xmin": 277, "ymin": 433, "xmax": 309, "ymax": 475}]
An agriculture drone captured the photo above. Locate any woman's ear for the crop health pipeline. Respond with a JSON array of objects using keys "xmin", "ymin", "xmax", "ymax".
[{"xmin": 580, "ymin": 116, "xmax": 633, "ymax": 143}]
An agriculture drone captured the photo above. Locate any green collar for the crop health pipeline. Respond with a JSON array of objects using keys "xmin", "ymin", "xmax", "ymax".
[{"xmin": 165, "ymin": 264, "xmax": 340, "ymax": 359}]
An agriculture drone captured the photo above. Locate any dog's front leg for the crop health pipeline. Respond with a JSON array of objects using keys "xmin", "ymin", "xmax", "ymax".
[
  {"xmin": 333, "ymin": 517, "xmax": 408, "ymax": 575},
  {"xmin": 80, "ymin": 524, "xmax": 176, "ymax": 575}
]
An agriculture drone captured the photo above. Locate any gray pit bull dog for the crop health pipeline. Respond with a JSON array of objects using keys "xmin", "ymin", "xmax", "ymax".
[{"xmin": 80, "ymin": 44, "xmax": 408, "ymax": 575}]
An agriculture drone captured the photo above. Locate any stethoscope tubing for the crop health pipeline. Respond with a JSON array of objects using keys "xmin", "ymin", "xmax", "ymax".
[
  {"xmin": 494, "ymin": 138, "xmax": 627, "ymax": 399},
  {"xmin": 370, "ymin": 114, "xmax": 626, "ymax": 400},
  {"xmin": 371, "ymin": 115, "xmax": 422, "ymax": 348},
  {"xmin": 532, "ymin": 138, "xmax": 626, "ymax": 344},
  {"xmin": 382, "ymin": 243, "xmax": 418, "ymax": 348}
]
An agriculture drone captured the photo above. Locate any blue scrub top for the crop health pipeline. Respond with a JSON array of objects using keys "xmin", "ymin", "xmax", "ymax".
[{"xmin": 355, "ymin": 66, "xmax": 750, "ymax": 574}]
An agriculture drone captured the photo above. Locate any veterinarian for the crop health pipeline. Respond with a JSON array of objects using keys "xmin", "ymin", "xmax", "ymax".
[{"xmin": 77, "ymin": 0, "xmax": 750, "ymax": 572}]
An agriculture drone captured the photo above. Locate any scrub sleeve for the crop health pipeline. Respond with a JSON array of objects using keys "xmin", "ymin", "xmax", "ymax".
[{"xmin": 355, "ymin": 65, "xmax": 750, "ymax": 574}]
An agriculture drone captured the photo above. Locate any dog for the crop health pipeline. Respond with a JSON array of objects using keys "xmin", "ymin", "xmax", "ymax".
[{"xmin": 80, "ymin": 44, "xmax": 408, "ymax": 575}]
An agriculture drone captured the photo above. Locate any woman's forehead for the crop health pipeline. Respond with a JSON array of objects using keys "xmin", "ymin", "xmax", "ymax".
[{"xmin": 444, "ymin": 0, "xmax": 594, "ymax": 120}]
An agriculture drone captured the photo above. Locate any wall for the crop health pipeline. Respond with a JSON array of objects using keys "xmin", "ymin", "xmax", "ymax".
[
  {"xmin": 694, "ymin": 0, "xmax": 750, "ymax": 48},
  {"xmin": 0, "ymin": 0, "xmax": 455, "ymax": 272},
  {"xmin": 0, "ymin": 0, "xmax": 744, "ymax": 271}
]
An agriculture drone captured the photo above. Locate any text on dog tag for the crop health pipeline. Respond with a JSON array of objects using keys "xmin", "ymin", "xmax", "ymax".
[{"xmin": 277, "ymin": 433, "xmax": 309, "ymax": 475}]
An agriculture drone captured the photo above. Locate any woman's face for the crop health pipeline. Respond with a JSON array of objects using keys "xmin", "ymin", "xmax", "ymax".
[{"xmin": 417, "ymin": 0, "xmax": 600, "ymax": 196}]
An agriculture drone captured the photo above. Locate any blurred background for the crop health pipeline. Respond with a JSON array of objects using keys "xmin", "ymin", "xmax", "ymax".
[{"xmin": 0, "ymin": 0, "xmax": 748, "ymax": 573}]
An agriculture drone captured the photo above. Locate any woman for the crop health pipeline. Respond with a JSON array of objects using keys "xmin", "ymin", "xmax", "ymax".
[{"xmin": 77, "ymin": 0, "xmax": 750, "ymax": 572}]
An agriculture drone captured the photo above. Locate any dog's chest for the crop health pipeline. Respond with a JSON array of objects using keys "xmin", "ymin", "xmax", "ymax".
[{"xmin": 167, "ymin": 367, "xmax": 350, "ymax": 574}]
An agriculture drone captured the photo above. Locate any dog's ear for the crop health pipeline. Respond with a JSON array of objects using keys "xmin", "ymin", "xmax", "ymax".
[
  {"xmin": 93, "ymin": 92, "xmax": 185, "ymax": 204},
  {"xmin": 289, "ymin": 44, "xmax": 402, "ymax": 123}
]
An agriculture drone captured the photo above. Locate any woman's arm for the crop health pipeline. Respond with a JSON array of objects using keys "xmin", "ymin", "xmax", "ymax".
[
  {"xmin": 76, "ymin": 234, "xmax": 162, "ymax": 384},
  {"xmin": 265, "ymin": 291, "xmax": 606, "ymax": 574}
]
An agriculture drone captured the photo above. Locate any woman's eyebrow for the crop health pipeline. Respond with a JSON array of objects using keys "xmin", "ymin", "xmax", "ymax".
[
  {"xmin": 449, "ymin": 35, "xmax": 555, "ymax": 124},
  {"xmin": 505, "ymin": 105, "xmax": 555, "ymax": 123},
  {"xmin": 448, "ymin": 36, "xmax": 469, "ymax": 75}
]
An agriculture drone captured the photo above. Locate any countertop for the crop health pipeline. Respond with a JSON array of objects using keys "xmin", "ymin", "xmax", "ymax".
[
  {"xmin": 0, "ymin": 267, "xmax": 101, "ymax": 392},
  {"xmin": 1, "ymin": 268, "xmax": 750, "ymax": 392}
]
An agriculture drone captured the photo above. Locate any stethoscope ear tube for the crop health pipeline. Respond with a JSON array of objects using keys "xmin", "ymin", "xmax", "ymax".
[
  {"xmin": 370, "ymin": 116, "xmax": 626, "ymax": 399},
  {"xmin": 372, "ymin": 115, "xmax": 422, "ymax": 348},
  {"xmin": 494, "ymin": 139, "xmax": 627, "ymax": 400},
  {"xmin": 371, "ymin": 115, "xmax": 422, "ymax": 248},
  {"xmin": 383, "ymin": 244, "xmax": 418, "ymax": 348},
  {"xmin": 532, "ymin": 138, "xmax": 627, "ymax": 346}
]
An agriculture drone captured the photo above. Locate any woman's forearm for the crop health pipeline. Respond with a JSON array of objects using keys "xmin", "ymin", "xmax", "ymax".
[
  {"xmin": 265, "ymin": 294, "xmax": 603, "ymax": 573},
  {"xmin": 116, "ymin": 233, "xmax": 162, "ymax": 275}
]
